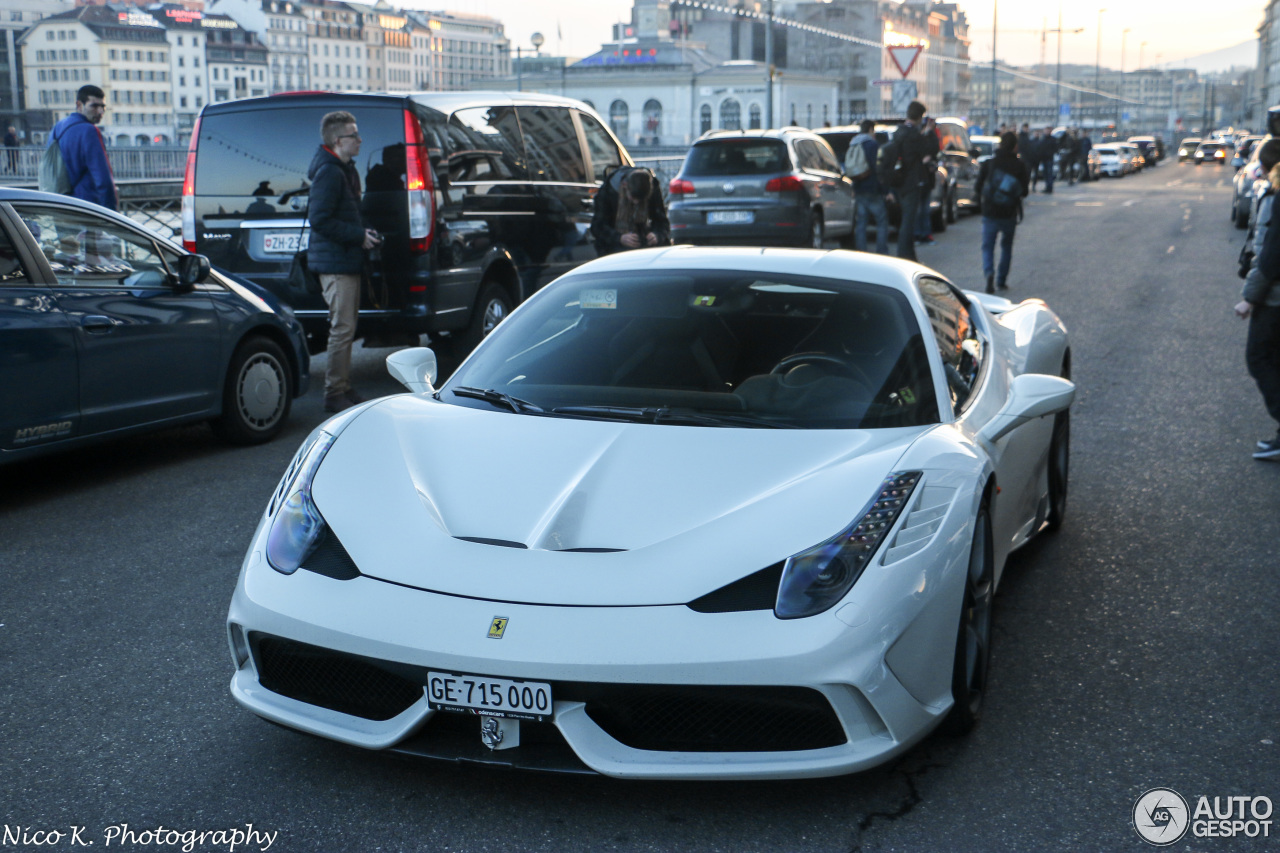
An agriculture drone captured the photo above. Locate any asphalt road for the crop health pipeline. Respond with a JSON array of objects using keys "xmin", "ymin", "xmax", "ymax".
[{"xmin": 2, "ymin": 160, "xmax": 1277, "ymax": 853}]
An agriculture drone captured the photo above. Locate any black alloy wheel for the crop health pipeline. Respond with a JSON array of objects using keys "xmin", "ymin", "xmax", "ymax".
[{"xmin": 941, "ymin": 502, "xmax": 994, "ymax": 736}]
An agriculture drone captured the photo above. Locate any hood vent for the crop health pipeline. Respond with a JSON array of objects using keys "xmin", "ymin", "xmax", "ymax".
[{"xmin": 453, "ymin": 537, "xmax": 626, "ymax": 553}]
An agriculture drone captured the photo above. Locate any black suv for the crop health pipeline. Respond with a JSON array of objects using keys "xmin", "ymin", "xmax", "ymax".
[{"xmin": 184, "ymin": 92, "xmax": 632, "ymax": 354}]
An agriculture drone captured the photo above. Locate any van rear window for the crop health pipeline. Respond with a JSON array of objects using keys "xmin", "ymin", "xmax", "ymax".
[
  {"xmin": 684, "ymin": 140, "xmax": 789, "ymax": 176},
  {"xmin": 194, "ymin": 106, "xmax": 404, "ymax": 197}
]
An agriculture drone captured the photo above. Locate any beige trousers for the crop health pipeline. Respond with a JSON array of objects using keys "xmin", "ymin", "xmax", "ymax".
[{"xmin": 319, "ymin": 273, "xmax": 360, "ymax": 398}]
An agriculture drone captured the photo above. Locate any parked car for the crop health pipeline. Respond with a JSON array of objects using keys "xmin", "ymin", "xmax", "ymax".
[
  {"xmin": 1, "ymin": 188, "xmax": 309, "ymax": 464},
  {"xmin": 815, "ymin": 123, "xmax": 955, "ymax": 231},
  {"xmin": 1121, "ymin": 143, "xmax": 1146, "ymax": 171},
  {"xmin": 1194, "ymin": 140, "xmax": 1230, "ymax": 165},
  {"xmin": 1127, "ymin": 136, "xmax": 1162, "ymax": 167},
  {"xmin": 227, "ymin": 245, "xmax": 1075, "ymax": 779},
  {"xmin": 1232, "ymin": 135, "xmax": 1263, "ymax": 169},
  {"xmin": 1093, "ymin": 144, "xmax": 1132, "ymax": 177},
  {"xmin": 186, "ymin": 92, "xmax": 632, "ymax": 356},
  {"xmin": 934, "ymin": 117, "xmax": 981, "ymax": 218},
  {"xmin": 1231, "ymin": 140, "xmax": 1267, "ymax": 229},
  {"xmin": 1178, "ymin": 138, "xmax": 1201, "ymax": 162},
  {"xmin": 668, "ymin": 128, "xmax": 854, "ymax": 248},
  {"xmin": 1084, "ymin": 146, "xmax": 1102, "ymax": 181},
  {"xmin": 970, "ymin": 134, "xmax": 999, "ymax": 165}
]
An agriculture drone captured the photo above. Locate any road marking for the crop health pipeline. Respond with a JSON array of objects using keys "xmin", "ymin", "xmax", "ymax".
[
  {"xmin": 1167, "ymin": 179, "xmax": 1184, "ymax": 187},
  {"xmin": 1075, "ymin": 202, "xmax": 1105, "ymax": 206},
  {"xmin": 1123, "ymin": 199, "xmax": 1140, "ymax": 207},
  {"xmin": 1182, "ymin": 224, "xmax": 1193, "ymax": 233},
  {"xmin": 1167, "ymin": 246, "xmax": 1176, "ymax": 254}
]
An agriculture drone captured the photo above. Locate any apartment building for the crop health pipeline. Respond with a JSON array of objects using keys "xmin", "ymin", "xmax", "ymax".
[
  {"xmin": 203, "ymin": 13, "xmax": 269, "ymax": 105},
  {"xmin": 303, "ymin": 0, "xmax": 364, "ymax": 92},
  {"xmin": 149, "ymin": 5, "xmax": 211, "ymax": 144},
  {"xmin": 0, "ymin": 0, "xmax": 72, "ymax": 136},
  {"xmin": 208, "ymin": 0, "xmax": 310, "ymax": 93}
]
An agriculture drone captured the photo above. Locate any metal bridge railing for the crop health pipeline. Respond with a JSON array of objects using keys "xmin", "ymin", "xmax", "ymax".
[{"xmin": 0, "ymin": 145, "xmax": 187, "ymax": 183}]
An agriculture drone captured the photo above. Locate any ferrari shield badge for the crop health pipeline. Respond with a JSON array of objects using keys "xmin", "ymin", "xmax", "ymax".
[{"xmin": 487, "ymin": 616, "xmax": 509, "ymax": 639}]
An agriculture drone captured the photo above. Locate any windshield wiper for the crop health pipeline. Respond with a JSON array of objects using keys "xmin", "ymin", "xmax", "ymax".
[
  {"xmin": 551, "ymin": 405, "xmax": 794, "ymax": 429},
  {"xmin": 451, "ymin": 386, "xmax": 544, "ymax": 414}
]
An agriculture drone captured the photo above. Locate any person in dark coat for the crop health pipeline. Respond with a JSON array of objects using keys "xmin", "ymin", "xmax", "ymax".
[
  {"xmin": 45, "ymin": 85, "xmax": 116, "ymax": 210},
  {"xmin": 3, "ymin": 126, "xmax": 18, "ymax": 174},
  {"xmin": 1241, "ymin": 139, "xmax": 1280, "ymax": 459},
  {"xmin": 886, "ymin": 100, "xmax": 933, "ymax": 261},
  {"xmin": 590, "ymin": 166, "xmax": 670, "ymax": 255},
  {"xmin": 307, "ymin": 110, "xmax": 381, "ymax": 412},
  {"xmin": 974, "ymin": 131, "xmax": 1030, "ymax": 293}
]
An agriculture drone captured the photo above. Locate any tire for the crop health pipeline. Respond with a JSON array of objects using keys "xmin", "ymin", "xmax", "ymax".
[
  {"xmin": 941, "ymin": 502, "xmax": 995, "ymax": 736},
  {"xmin": 455, "ymin": 280, "xmax": 514, "ymax": 356},
  {"xmin": 213, "ymin": 336, "xmax": 292, "ymax": 445},
  {"xmin": 946, "ymin": 190, "xmax": 958, "ymax": 223},
  {"xmin": 931, "ymin": 197, "xmax": 946, "ymax": 232},
  {"xmin": 1046, "ymin": 408, "xmax": 1070, "ymax": 531},
  {"xmin": 1234, "ymin": 202, "xmax": 1249, "ymax": 229},
  {"xmin": 803, "ymin": 211, "xmax": 824, "ymax": 249}
]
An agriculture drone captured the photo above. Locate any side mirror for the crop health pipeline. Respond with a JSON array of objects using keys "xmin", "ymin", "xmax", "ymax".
[
  {"xmin": 386, "ymin": 346, "xmax": 438, "ymax": 394},
  {"xmin": 177, "ymin": 254, "xmax": 211, "ymax": 290},
  {"xmin": 979, "ymin": 373, "xmax": 1075, "ymax": 445}
]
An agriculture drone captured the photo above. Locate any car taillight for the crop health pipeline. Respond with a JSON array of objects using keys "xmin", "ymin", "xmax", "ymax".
[
  {"xmin": 403, "ymin": 108, "xmax": 434, "ymax": 254},
  {"xmin": 669, "ymin": 178, "xmax": 695, "ymax": 196},
  {"xmin": 765, "ymin": 175, "xmax": 804, "ymax": 192},
  {"xmin": 181, "ymin": 115, "xmax": 201, "ymax": 253}
]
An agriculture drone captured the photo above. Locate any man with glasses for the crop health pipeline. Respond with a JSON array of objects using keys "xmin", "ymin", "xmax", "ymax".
[
  {"xmin": 308, "ymin": 111, "xmax": 382, "ymax": 413},
  {"xmin": 44, "ymin": 85, "xmax": 117, "ymax": 211}
]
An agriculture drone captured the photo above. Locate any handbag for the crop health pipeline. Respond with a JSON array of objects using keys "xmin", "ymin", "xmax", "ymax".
[{"xmin": 286, "ymin": 211, "xmax": 321, "ymax": 296}]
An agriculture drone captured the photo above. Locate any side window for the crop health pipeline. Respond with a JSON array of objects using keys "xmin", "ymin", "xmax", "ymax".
[
  {"xmin": 445, "ymin": 106, "xmax": 525, "ymax": 181},
  {"xmin": 794, "ymin": 139, "xmax": 820, "ymax": 172},
  {"xmin": 812, "ymin": 138, "xmax": 842, "ymax": 173},
  {"xmin": 0, "ymin": 223, "xmax": 30, "ymax": 284},
  {"xmin": 577, "ymin": 111, "xmax": 623, "ymax": 183},
  {"xmin": 14, "ymin": 205, "xmax": 178, "ymax": 288},
  {"xmin": 915, "ymin": 276, "xmax": 983, "ymax": 413},
  {"xmin": 516, "ymin": 106, "xmax": 587, "ymax": 183}
]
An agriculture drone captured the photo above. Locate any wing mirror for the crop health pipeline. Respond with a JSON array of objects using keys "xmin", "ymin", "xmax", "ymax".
[
  {"xmin": 979, "ymin": 373, "xmax": 1075, "ymax": 445},
  {"xmin": 177, "ymin": 254, "xmax": 211, "ymax": 291},
  {"xmin": 386, "ymin": 347, "xmax": 438, "ymax": 394}
]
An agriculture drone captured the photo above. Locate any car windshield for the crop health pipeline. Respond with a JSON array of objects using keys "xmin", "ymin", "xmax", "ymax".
[
  {"xmin": 443, "ymin": 270, "xmax": 938, "ymax": 430},
  {"xmin": 684, "ymin": 140, "xmax": 789, "ymax": 176},
  {"xmin": 973, "ymin": 140, "xmax": 995, "ymax": 156}
]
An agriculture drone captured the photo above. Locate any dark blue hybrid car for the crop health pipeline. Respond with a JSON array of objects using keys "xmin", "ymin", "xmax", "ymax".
[{"xmin": 0, "ymin": 188, "xmax": 309, "ymax": 464}]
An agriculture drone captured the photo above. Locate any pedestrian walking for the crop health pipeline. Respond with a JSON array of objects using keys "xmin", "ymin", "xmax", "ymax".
[
  {"xmin": 975, "ymin": 132, "xmax": 1030, "ymax": 294},
  {"xmin": 1040, "ymin": 126, "xmax": 1056, "ymax": 194},
  {"xmin": 590, "ymin": 165, "xmax": 670, "ymax": 255},
  {"xmin": 43, "ymin": 85, "xmax": 117, "ymax": 210},
  {"xmin": 914, "ymin": 117, "xmax": 941, "ymax": 247},
  {"xmin": 307, "ymin": 110, "xmax": 382, "ymax": 413},
  {"xmin": 3, "ymin": 126, "xmax": 18, "ymax": 174},
  {"xmin": 846, "ymin": 120, "xmax": 889, "ymax": 254},
  {"xmin": 1237, "ymin": 138, "xmax": 1280, "ymax": 460},
  {"xmin": 1077, "ymin": 131, "xmax": 1093, "ymax": 182},
  {"xmin": 1060, "ymin": 130, "xmax": 1080, "ymax": 185},
  {"xmin": 880, "ymin": 100, "xmax": 933, "ymax": 262}
]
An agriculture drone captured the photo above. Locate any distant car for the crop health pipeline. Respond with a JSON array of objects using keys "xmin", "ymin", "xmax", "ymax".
[
  {"xmin": 1232, "ymin": 135, "xmax": 1263, "ymax": 169},
  {"xmin": 1231, "ymin": 139, "xmax": 1267, "ymax": 229},
  {"xmin": 1127, "ymin": 136, "xmax": 1161, "ymax": 167},
  {"xmin": 1084, "ymin": 147, "xmax": 1102, "ymax": 181},
  {"xmin": 1121, "ymin": 143, "xmax": 1146, "ymax": 171},
  {"xmin": 1195, "ymin": 141, "xmax": 1229, "ymax": 165},
  {"xmin": 1093, "ymin": 144, "xmax": 1132, "ymax": 177},
  {"xmin": 227, "ymin": 245, "xmax": 1076, "ymax": 779},
  {"xmin": 933, "ymin": 117, "xmax": 981, "ymax": 219},
  {"xmin": 970, "ymin": 135, "xmax": 999, "ymax": 165},
  {"xmin": 1178, "ymin": 138, "xmax": 1202, "ymax": 162},
  {"xmin": 668, "ymin": 129, "xmax": 854, "ymax": 248},
  {"xmin": 0, "ymin": 188, "xmax": 309, "ymax": 464}
]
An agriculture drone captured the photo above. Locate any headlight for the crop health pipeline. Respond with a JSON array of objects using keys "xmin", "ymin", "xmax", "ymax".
[
  {"xmin": 265, "ymin": 430, "xmax": 337, "ymax": 574},
  {"xmin": 774, "ymin": 472, "xmax": 921, "ymax": 619}
]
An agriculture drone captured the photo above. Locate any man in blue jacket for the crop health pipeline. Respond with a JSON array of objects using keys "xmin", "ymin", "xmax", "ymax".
[
  {"xmin": 846, "ymin": 120, "xmax": 888, "ymax": 254},
  {"xmin": 307, "ymin": 110, "xmax": 381, "ymax": 413},
  {"xmin": 47, "ymin": 85, "xmax": 117, "ymax": 211}
]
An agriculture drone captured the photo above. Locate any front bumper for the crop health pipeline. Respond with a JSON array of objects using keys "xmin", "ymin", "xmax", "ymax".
[{"xmin": 227, "ymin": 474, "xmax": 976, "ymax": 780}]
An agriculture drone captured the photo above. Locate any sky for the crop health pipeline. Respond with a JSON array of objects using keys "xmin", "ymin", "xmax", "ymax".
[{"xmin": 398, "ymin": 0, "xmax": 1266, "ymax": 71}]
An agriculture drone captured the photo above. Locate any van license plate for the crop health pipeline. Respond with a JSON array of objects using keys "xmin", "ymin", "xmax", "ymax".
[
  {"xmin": 427, "ymin": 672, "xmax": 553, "ymax": 721},
  {"xmin": 262, "ymin": 232, "xmax": 309, "ymax": 253},
  {"xmin": 707, "ymin": 210, "xmax": 754, "ymax": 225}
]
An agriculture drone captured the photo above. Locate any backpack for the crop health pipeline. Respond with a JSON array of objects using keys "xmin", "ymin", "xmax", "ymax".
[
  {"xmin": 843, "ymin": 137, "xmax": 870, "ymax": 181},
  {"xmin": 39, "ymin": 125, "xmax": 71, "ymax": 195},
  {"xmin": 876, "ymin": 139, "xmax": 907, "ymax": 188},
  {"xmin": 982, "ymin": 166, "xmax": 1020, "ymax": 217}
]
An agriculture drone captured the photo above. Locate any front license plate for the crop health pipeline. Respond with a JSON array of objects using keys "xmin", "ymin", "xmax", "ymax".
[
  {"xmin": 707, "ymin": 210, "xmax": 754, "ymax": 225},
  {"xmin": 427, "ymin": 672, "xmax": 553, "ymax": 721},
  {"xmin": 262, "ymin": 232, "xmax": 308, "ymax": 253}
]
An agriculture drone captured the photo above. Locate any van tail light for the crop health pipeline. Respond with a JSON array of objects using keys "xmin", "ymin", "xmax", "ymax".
[
  {"xmin": 403, "ymin": 108, "xmax": 434, "ymax": 254},
  {"xmin": 669, "ymin": 178, "xmax": 695, "ymax": 197},
  {"xmin": 181, "ymin": 115, "xmax": 201, "ymax": 253},
  {"xmin": 765, "ymin": 175, "xmax": 804, "ymax": 192}
]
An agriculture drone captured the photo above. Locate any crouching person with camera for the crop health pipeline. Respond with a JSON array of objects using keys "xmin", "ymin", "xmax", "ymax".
[
  {"xmin": 309, "ymin": 110, "xmax": 382, "ymax": 413},
  {"xmin": 590, "ymin": 166, "xmax": 670, "ymax": 256}
]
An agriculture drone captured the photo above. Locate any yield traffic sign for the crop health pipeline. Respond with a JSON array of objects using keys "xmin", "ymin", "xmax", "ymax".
[{"xmin": 887, "ymin": 45, "xmax": 924, "ymax": 78}]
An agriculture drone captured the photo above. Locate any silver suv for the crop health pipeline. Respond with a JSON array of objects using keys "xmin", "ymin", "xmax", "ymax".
[{"xmin": 667, "ymin": 129, "xmax": 854, "ymax": 248}]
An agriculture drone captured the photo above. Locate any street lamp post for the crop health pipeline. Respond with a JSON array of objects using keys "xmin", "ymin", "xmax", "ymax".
[
  {"xmin": 765, "ymin": 0, "xmax": 774, "ymax": 130},
  {"xmin": 1053, "ymin": 3, "xmax": 1084, "ymax": 127},
  {"xmin": 991, "ymin": 0, "xmax": 998, "ymax": 132},
  {"xmin": 1094, "ymin": 8, "xmax": 1106, "ymax": 131},
  {"xmin": 1119, "ymin": 28, "xmax": 1130, "ymax": 131}
]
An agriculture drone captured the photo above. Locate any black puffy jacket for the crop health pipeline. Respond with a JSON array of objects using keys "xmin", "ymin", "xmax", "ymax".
[
  {"xmin": 590, "ymin": 167, "xmax": 671, "ymax": 256},
  {"xmin": 306, "ymin": 145, "xmax": 366, "ymax": 275}
]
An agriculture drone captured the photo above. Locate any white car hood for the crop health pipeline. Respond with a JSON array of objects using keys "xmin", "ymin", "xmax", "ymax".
[{"xmin": 310, "ymin": 396, "xmax": 925, "ymax": 605}]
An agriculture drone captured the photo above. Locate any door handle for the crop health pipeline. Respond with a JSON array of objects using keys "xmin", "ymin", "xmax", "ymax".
[{"xmin": 82, "ymin": 315, "xmax": 114, "ymax": 333}]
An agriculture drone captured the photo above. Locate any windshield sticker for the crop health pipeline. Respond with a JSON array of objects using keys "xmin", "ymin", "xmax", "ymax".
[
  {"xmin": 580, "ymin": 289, "xmax": 617, "ymax": 310},
  {"xmin": 692, "ymin": 295, "xmax": 717, "ymax": 307}
]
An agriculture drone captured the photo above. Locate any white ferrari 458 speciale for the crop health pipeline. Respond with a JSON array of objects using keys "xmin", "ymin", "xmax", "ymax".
[{"xmin": 228, "ymin": 246, "xmax": 1074, "ymax": 780}]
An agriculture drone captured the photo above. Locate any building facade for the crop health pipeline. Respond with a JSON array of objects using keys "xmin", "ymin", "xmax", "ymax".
[
  {"xmin": 207, "ymin": 0, "xmax": 310, "ymax": 93},
  {"xmin": 203, "ymin": 13, "xmax": 268, "ymax": 105},
  {"xmin": 0, "ymin": 0, "xmax": 72, "ymax": 137},
  {"xmin": 303, "ymin": 0, "xmax": 365, "ymax": 93}
]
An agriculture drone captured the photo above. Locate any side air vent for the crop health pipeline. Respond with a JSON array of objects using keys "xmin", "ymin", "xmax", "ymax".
[
  {"xmin": 686, "ymin": 562, "xmax": 784, "ymax": 613},
  {"xmin": 455, "ymin": 537, "xmax": 528, "ymax": 549},
  {"xmin": 300, "ymin": 528, "xmax": 361, "ymax": 580},
  {"xmin": 881, "ymin": 482, "xmax": 956, "ymax": 565}
]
